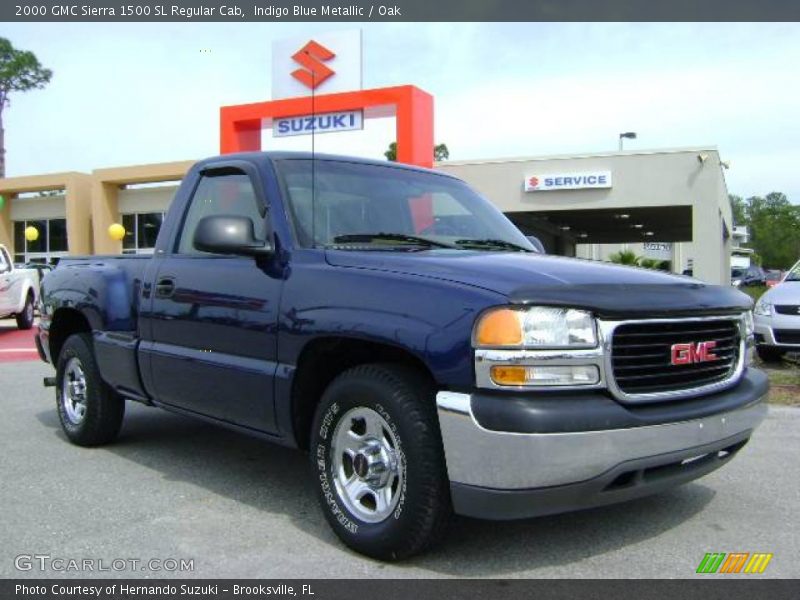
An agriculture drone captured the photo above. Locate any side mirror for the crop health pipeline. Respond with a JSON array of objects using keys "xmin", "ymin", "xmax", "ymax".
[
  {"xmin": 526, "ymin": 235, "xmax": 546, "ymax": 253},
  {"xmin": 193, "ymin": 215, "xmax": 273, "ymax": 257}
]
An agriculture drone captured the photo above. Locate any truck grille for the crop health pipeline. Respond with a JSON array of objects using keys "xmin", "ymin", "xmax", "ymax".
[
  {"xmin": 774, "ymin": 305, "xmax": 800, "ymax": 316},
  {"xmin": 611, "ymin": 319, "xmax": 741, "ymax": 397}
]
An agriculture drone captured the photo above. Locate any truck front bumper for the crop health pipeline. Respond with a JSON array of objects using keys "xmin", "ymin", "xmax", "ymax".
[{"xmin": 436, "ymin": 369, "xmax": 768, "ymax": 520}]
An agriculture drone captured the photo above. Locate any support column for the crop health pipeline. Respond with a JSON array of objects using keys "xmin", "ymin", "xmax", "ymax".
[
  {"xmin": 0, "ymin": 193, "xmax": 14, "ymax": 253},
  {"xmin": 91, "ymin": 180, "xmax": 121, "ymax": 255},
  {"xmin": 64, "ymin": 174, "xmax": 92, "ymax": 255},
  {"xmin": 691, "ymin": 204, "xmax": 725, "ymax": 285},
  {"xmin": 395, "ymin": 87, "xmax": 434, "ymax": 168}
]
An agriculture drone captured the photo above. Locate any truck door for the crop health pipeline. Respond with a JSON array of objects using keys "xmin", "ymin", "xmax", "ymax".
[{"xmin": 142, "ymin": 165, "xmax": 282, "ymax": 433}]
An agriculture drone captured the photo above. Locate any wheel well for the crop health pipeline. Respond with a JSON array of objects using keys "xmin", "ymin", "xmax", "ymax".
[
  {"xmin": 291, "ymin": 337, "xmax": 436, "ymax": 450},
  {"xmin": 49, "ymin": 309, "xmax": 92, "ymax": 364}
]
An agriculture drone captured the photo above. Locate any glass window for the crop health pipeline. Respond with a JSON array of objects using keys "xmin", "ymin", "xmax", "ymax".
[
  {"xmin": 25, "ymin": 220, "xmax": 47, "ymax": 253},
  {"xmin": 0, "ymin": 248, "xmax": 9, "ymax": 273},
  {"xmin": 177, "ymin": 173, "xmax": 265, "ymax": 254},
  {"xmin": 137, "ymin": 212, "xmax": 163, "ymax": 249},
  {"xmin": 276, "ymin": 159, "xmax": 532, "ymax": 251},
  {"xmin": 49, "ymin": 219, "xmax": 68, "ymax": 252},
  {"xmin": 14, "ymin": 221, "xmax": 24, "ymax": 255},
  {"xmin": 122, "ymin": 214, "xmax": 136, "ymax": 250},
  {"xmin": 13, "ymin": 218, "xmax": 71, "ymax": 263}
]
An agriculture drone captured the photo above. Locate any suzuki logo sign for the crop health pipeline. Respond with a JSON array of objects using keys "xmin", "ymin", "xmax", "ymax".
[
  {"xmin": 670, "ymin": 341, "xmax": 719, "ymax": 366},
  {"xmin": 291, "ymin": 40, "xmax": 336, "ymax": 89},
  {"xmin": 272, "ymin": 30, "xmax": 363, "ymax": 99}
]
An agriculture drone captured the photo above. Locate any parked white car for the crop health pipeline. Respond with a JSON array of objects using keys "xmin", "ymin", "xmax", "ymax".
[
  {"xmin": 753, "ymin": 258, "xmax": 800, "ymax": 361},
  {"xmin": 0, "ymin": 244, "xmax": 39, "ymax": 330}
]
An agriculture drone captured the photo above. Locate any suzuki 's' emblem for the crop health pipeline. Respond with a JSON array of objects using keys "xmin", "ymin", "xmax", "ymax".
[
  {"xmin": 671, "ymin": 341, "xmax": 719, "ymax": 365},
  {"xmin": 291, "ymin": 40, "xmax": 336, "ymax": 89}
]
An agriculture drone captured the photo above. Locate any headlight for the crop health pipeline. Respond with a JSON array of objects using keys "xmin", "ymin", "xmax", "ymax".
[
  {"xmin": 474, "ymin": 306, "xmax": 597, "ymax": 348},
  {"xmin": 743, "ymin": 310, "xmax": 754, "ymax": 336},
  {"xmin": 753, "ymin": 298, "xmax": 772, "ymax": 317}
]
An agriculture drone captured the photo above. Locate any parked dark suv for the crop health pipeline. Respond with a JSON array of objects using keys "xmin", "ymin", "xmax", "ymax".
[{"xmin": 732, "ymin": 265, "xmax": 766, "ymax": 288}]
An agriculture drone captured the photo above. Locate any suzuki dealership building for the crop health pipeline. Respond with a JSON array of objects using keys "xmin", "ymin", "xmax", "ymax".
[{"xmin": 0, "ymin": 31, "xmax": 735, "ymax": 285}]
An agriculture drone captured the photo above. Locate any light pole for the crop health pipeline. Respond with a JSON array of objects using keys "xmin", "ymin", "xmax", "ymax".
[{"xmin": 618, "ymin": 131, "xmax": 637, "ymax": 151}]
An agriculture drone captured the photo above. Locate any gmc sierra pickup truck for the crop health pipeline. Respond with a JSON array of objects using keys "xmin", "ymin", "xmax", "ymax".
[{"xmin": 37, "ymin": 152, "xmax": 768, "ymax": 560}]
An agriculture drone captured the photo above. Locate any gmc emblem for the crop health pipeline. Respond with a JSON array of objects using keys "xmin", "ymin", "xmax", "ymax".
[{"xmin": 671, "ymin": 341, "xmax": 719, "ymax": 365}]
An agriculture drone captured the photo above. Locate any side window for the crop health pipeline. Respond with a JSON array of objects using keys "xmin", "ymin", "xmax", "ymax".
[
  {"xmin": 178, "ymin": 172, "xmax": 266, "ymax": 255},
  {"xmin": 0, "ymin": 248, "xmax": 9, "ymax": 273}
]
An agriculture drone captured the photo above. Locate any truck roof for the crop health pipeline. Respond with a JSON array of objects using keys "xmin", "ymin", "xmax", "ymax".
[{"xmin": 194, "ymin": 151, "xmax": 461, "ymax": 179}]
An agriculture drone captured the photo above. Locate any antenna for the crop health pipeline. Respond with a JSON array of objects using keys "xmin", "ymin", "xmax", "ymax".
[{"xmin": 310, "ymin": 67, "xmax": 316, "ymax": 248}]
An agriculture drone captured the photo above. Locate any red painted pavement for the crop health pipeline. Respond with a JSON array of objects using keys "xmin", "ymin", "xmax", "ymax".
[{"xmin": 0, "ymin": 319, "xmax": 39, "ymax": 363}]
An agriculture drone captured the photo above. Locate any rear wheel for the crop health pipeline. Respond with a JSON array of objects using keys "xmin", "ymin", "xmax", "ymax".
[
  {"xmin": 756, "ymin": 345, "xmax": 785, "ymax": 363},
  {"xmin": 16, "ymin": 293, "xmax": 34, "ymax": 330},
  {"xmin": 56, "ymin": 333, "xmax": 125, "ymax": 446},
  {"xmin": 310, "ymin": 364, "xmax": 451, "ymax": 560}
]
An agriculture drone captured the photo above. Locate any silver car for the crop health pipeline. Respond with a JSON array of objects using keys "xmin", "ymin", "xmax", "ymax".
[{"xmin": 753, "ymin": 259, "xmax": 800, "ymax": 361}]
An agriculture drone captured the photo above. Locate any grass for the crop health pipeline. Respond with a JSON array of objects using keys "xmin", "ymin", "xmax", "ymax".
[
  {"xmin": 756, "ymin": 355, "xmax": 800, "ymax": 406},
  {"xmin": 740, "ymin": 285, "xmax": 768, "ymax": 302}
]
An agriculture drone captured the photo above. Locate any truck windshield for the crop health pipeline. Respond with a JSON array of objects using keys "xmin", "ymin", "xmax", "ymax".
[{"xmin": 275, "ymin": 159, "xmax": 534, "ymax": 251}]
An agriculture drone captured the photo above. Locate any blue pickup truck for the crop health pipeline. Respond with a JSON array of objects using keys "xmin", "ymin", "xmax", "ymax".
[{"xmin": 37, "ymin": 152, "xmax": 768, "ymax": 560}]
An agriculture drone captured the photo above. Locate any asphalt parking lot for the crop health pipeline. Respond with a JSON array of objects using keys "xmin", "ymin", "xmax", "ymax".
[{"xmin": 2, "ymin": 359, "xmax": 798, "ymax": 579}]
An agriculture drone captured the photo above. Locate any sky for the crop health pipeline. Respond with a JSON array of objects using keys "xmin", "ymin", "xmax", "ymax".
[{"xmin": 3, "ymin": 22, "xmax": 800, "ymax": 201}]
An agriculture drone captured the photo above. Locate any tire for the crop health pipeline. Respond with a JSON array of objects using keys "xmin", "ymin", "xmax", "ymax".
[
  {"xmin": 16, "ymin": 293, "xmax": 34, "ymax": 330},
  {"xmin": 310, "ymin": 363, "xmax": 451, "ymax": 560},
  {"xmin": 55, "ymin": 333, "xmax": 125, "ymax": 446},
  {"xmin": 756, "ymin": 345, "xmax": 785, "ymax": 363}
]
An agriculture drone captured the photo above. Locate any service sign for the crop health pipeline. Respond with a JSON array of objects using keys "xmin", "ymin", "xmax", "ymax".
[
  {"xmin": 273, "ymin": 110, "xmax": 364, "ymax": 138},
  {"xmin": 643, "ymin": 242, "xmax": 673, "ymax": 260},
  {"xmin": 524, "ymin": 171, "xmax": 613, "ymax": 192}
]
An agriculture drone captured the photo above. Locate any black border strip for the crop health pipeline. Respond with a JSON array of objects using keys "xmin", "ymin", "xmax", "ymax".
[
  {"xmin": 3, "ymin": 1, "xmax": 800, "ymax": 22},
  {"xmin": 2, "ymin": 580, "xmax": 799, "ymax": 600}
]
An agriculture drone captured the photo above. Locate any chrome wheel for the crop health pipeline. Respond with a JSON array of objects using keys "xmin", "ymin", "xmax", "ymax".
[
  {"xmin": 61, "ymin": 357, "xmax": 88, "ymax": 425},
  {"xmin": 25, "ymin": 300, "xmax": 33, "ymax": 322},
  {"xmin": 331, "ymin": 407, "xmax": 403, "ymax": 523}
]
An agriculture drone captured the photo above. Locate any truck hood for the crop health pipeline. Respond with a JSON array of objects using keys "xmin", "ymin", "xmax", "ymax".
[{"xmin": 325, "ymin": 250, "xmax": 752, "ymax": 318}]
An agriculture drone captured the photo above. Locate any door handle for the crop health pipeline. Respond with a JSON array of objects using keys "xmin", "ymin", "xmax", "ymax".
[{"xmin": 155, "ymin": 278, "xmax": 175, "ymax": 298}]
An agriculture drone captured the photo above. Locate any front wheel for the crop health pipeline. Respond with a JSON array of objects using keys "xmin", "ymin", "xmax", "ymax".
[
  {"xmin": 310, "ymin": 364, "xmax": 451, "ymax": 560},
  {"xmin": 56, "ymin": 333, "xmax": 125, "ymax": 446},
  {"xmin": 16, "ymin": 293, "xmax": 34, "ymax": 330}
]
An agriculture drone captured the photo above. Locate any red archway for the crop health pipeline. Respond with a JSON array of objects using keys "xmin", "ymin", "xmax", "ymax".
[{"xmin": 219, "ymin": 85, "xmax": 434, "ymax": 168}]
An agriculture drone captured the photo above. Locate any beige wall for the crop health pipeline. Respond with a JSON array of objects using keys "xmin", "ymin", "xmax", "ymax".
[
  {"xmin": 91, "ymin": 161, "xmax": 193, "ymax": 254},
  {"xmin": 118, "ymin": 185, "xmax": 179, "ymax": 215},
  {"xmin": 10, "ymin": 194, "xmax": 67, "ymax": 220},
  {"xmin": 0, "ymin": 173, "xmax": 92, "ymax": 256},
  {"xmin": 0, "ymin": 164, "xmax": 189, "ymax": 257}
]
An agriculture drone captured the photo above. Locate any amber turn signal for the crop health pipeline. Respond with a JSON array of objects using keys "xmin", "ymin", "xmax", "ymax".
[
  {"xmin": 475, "ymin": 308, "xmax": 523, "ymax": 346},
  {"xmin": 489, "ymin": 365, "xmax": 528, "ymax": 385}
]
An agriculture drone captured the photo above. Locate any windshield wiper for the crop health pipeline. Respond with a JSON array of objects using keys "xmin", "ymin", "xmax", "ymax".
[
  {"xmin": 454, "ymin": 238, "xmax": 533, "ymax": 252},
  {"xmin": 329, "ymin": 233, "xmax": 457, "ymax": 249}
]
